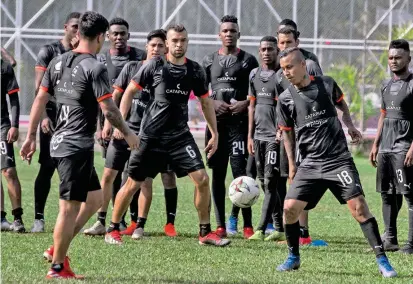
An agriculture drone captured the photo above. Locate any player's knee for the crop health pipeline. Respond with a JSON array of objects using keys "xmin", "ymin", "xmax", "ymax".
[
  {"xmin": 161, "ymin": 172, "xmax": 176, "ymax": 188},
  {"xmin": 2, "ymin": 167, "xmax": 17, "ymax": 181},
  {"xmin": 124, "ymin": 177, "xmax": 141, "ymax": 195},
  {"xmin": 194, "ymin": 171, "xmax": 210, "ymax": 190},
  {"xmin": 59, "ymin": 200, "xmax": 81, "ymax": 218},
  {"xmin": 101, "ymin": 169, "xmax": 116, "ymax": 187},
  {"xmin": 349, "ymin": 196, "xmax": 371, "ymax": 221},
  {"xmin": 283, "ymin": 205, "xmax": 299, "ymax": 223}
]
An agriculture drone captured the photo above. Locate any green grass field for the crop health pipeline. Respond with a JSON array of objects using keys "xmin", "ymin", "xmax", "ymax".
[{"xmin": 1, "ymin": 150, "xmax": 412, "ymax": 283}]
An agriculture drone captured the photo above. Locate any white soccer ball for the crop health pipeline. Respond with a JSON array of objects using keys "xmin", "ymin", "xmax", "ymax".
[{"xmin": 228, "ymin": 176, "xmax": 260, "ymax": 208}]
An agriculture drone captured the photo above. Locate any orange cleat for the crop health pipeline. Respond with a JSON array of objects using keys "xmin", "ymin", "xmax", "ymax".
[
  {"xmin": 199, "ymin": 232, "xmax": 231, "ymax": 247},
  {"xmin": 243, "ymin": 227, "xmax": 254, "ymax": 239},
  {"xmin": 299, "ymin": 236, "xmax": 312, "ymax": 246},
  {"xmin": 43, "ymin": 245, "xmax": 54, "ymax": 262},
  {"xmin": 215, "ymin": 227, "xmax": 227, "ymax": 238},
  {"xmin": 46, "ymin": 257, "xmax": 84, "ymax": 279},
  {"xmin": 120, "ymin": 221, "xmax": 137, "ymax": 236},
  {"xmin": 164, "ymin": 223, "xmax": 177, "ymax": 237}
]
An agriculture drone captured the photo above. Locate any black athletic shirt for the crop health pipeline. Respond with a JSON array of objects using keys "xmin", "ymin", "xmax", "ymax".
[
  {"xmin": 202, "ymin": 48, "xmax": 259, "ymax": 122},
  {"xmin": 300, "ymin": 48, "xmax": 320, "ymax": 67},
  {"xmin": 379, "ymin": 74, "xmax": 413, "ymax": 154},
  {"xmin": 113, "ymin": 61, "xmax": 151, "ymax": 134},
  {"xmin": 35, "ymin": 41, "xmax": 68, "ymax": 123},
  {"xmin": 1, "ymin": 60, "xmax": 19, "ymax": 140},
  {"xmin": 40, "ymin": 51, "xmax": 112, "ymax": 157},
  {"xmin": 249, "ymin": 67, "xmax": 278, "ymax": 141},
  {"xmin": 131, "ymin": 56, "xmax": 208, "ymax": 140},
  {"xmin": 277, "ymin": 76, "xmax": 350, "ymax": 161}
]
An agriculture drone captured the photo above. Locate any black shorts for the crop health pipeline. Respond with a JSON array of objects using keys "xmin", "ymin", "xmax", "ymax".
[
  {"xmin": 286, "ymin": 157, "xmax": 364, "ymax": 210},
  {"xmin": 54, "ymin": 151, "xmax": 101, "ymax": 202},
  {"xmin": 0, "ymin": 140, "xmax": 15, "ymax": 170},
  {"xmin": 206, "ymin": 120, "xmax": 248, "ymax": 177},
  {"xmin": 377, "ymin": 153, "xmax": 413, "ymax": 194},
  {"xmin": 254, "ymin": 139, "xmax": 280, "ymax": 180},
  {"xmin": 38, "ymin": 130, "xmax": 55, "ymax": 166},
  {"xmin": 128, "ymin": 132, "xmax": 204, "ymax": 182},
  {"xmin": 104, "ymin": 139, "xmax": 130, "ymax": 171}
]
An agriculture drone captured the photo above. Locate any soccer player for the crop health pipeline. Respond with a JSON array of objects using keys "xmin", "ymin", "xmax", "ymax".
[
  {"xmin": 94, "ymin": 17, "xmax": 146, "ymax": 232},
  {"xmin": 105, "ymin": 23, "xmax": 229, "ymax": 247},
  {"xmin": 1, "ymin": 59, "xmax": 24, "ymax": 233},
  {"xmin": 20, "ymin": 11, "xmax": 139, "ymax": 279},
  {"xmin": 275, "ymin": 47, "xmax": 397, "ymax": 277},
  {"xmin": 276, "ymin": 25, "xmax": 323, "ymax": 244},
  {"xmin": 370, "ymin": 39, "xmax": 413, "ymax": 254},
  {"xmin": 31, "ymin": 12, "xmax": 81, "ymax": 233},
  {"xmin": 202, "ymin": 15, "xmax": 259, "ymax": 238},
  {"xmin": 246, "ymin": 36, "xmax": 285, "ymax": 242}
]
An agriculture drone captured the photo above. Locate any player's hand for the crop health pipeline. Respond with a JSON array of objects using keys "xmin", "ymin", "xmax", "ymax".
[
  {"xmin": 95, "ymin": 130, "xmax": 104, "ymax": 146},
  {"xmin": 288, "ymin": 163, "xmax": 297, "ymax": 184},
  {"xmin": 41, "ymin": 117, "xmax": 54, "ymax": 134},
  {"xmin": 102, "ymin": 121, "xmax": 112, "ymax": 141},
  {"xmin": 113, "ymin": 128, "xmax": 124, "ymax": 140},
  {"xmin": 369, "ymin": 144, "xmax": 378, "ymax": 168},
  {"xmin": 275, "ymin": 129, "xmax": 282, "ymax": 144},
  {"xmin": 247, "ymin": 137, "xmax": 254, "ymax": 155},
  {"xmin": 7, "ymin": 127, "xmax": 19, "ymax": 143},
  {"xmin": 348, "ymin": 127, "xmax": 362, "ymax": 145},
  {"xmin": 124, "ymin": 132, "xmax": 140, "ymax": 150},
  {"xmin": 214, "ymin": 100, "xmax": 230, "ymax": 116},
  {"xmin": 404, "ymin": 146, "xmax": 413, "ymax": 167},
  {"xmin": 20, "ymin": 137, "xmax": 36, "ymax": 165},
  {"xmin": 70, "ymin": 36, "xmax": 79, "ymax": 49},
  {"xmin": 205, "ymin": 134, "xmax": 218, "ymax": 159},
  {"xmin": 229, "ymin": 100, "xmax": 249, "ymax": 114}
]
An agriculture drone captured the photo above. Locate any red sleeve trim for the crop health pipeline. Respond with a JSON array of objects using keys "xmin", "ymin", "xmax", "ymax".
[
  {"xmin": 112, "ymin": 85, "xmax": 124, "ymax": 93},
  {"xmin": 279, "ymin": 125, "xmax": 292, "ymax": 131},
  {"xmin": 39, "ymin": 86, "xmax": 48, "ymax": 92},
  {"xmin": 7, "ymin": 88, "xmax": 20, "ymax": 95},
  {"xmin": 336, "ymin": 94, "xmax": 344, "ymax": 103},
  {"xmin": 275, "ymin": 97, "xmax": 278, "ymax": 101},
  {"xmin": 381, "ymin": 109, "xmax": 386, "ymax": 114},
  {"xmin": 35, "ymin": 66, "xmax": 47, "ymax": 71},
  {"xmin": 131, "ymin": 80, "xmax": 143, "ymax": 90},
  {"xmin": 249, "ymin": 96, "xmax": 256, "ymax": 101},
  {"xmin": 200, "ymin": 92, "xmax": 209, "ymax": 98},
  {"xmin": 97, "ymin": 93, "xmax": 112, "ymax": 102}
]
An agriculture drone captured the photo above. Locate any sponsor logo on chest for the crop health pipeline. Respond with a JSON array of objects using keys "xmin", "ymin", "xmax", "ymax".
[
  {"xmin": 217, "ymin": 71, "xmax": 237, "ymax": 82},
  {"xmin": 166, "ymin": 83, "xmax": 188, "ymax": 95}
]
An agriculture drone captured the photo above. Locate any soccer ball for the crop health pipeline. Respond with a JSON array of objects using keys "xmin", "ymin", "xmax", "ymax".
[{"xmin": 228, "ymin": 176, "xmax": 260, "ymax": 208}]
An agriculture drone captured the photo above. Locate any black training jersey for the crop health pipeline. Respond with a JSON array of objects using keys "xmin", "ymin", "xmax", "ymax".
[
  {"xmin": 300, "ymin": 48, "xmax": 320, "ymax": 67},
  {"xmin": 277, "ymin": 76, "xmax": 350, "ymax": 161},
  {"xmin": 249, "ymin": 67, "xmax": 278, "ymax": 141},
  {"xmin": 1, "ymin": 60, "xmax": 19, "ymax": 137},
  {"xmin": 379, "ymin": 74, "xmax": 413, "ymax": 154},
  {"xmin": 97, "ymin": 46, "xmax": 146, "ymax": 86},
  {"xmin": 113, "ymin": 61, "xmax": 151, "ymax": 134},
  {"xmin": 40, "ymin": 51, "xmax": 112, "ymax": 157},
  {"xmin": 131, "ymin": 56, "xmax": 208, "ymax": 139},
  {"xmin": 202, "ymin": 48, "xmax": 259, "ymax": 121}
]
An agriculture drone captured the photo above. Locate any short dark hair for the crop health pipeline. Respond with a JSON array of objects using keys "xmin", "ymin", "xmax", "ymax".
[
  {"xmin": 79, "ymin": 11, "xmax": 109, "ymax": 39},
  {"xmin": 147, "ymin": 29, "xmax": 166, "ymax": 42},
  {"xmin": 279, "ymin": 19, "xmax": 297, "ymax": 30},
  {"xmin": 109, "ymin": 17, "xmax": 129, "ymax": 30},
  {"xmin": 389, "ymin": 39, "xmax": 410, "ymax": 52},
  {"xmin": 221, "ymin": 15, "xmax": 238, "ymax": 25},
  {"xmin": 260, "ymin": 36, "xmax": 277, "ymax": 45},
  {"xmin": 166, "ymin": 23, "xmax": 186, "ymax": 33},
  {"xmin": 65, "ymin": 12, "xmax": 81, "ymax": 24},
  {"xmin": 279, "ymin": 47, "xmax": 304, "ymax": 61},
  {"xmin": 277, "ymin": 27, "xmax": 299, "ymax": 41}
]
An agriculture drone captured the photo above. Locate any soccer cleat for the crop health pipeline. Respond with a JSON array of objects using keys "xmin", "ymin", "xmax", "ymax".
[
  {"xmin": 226, "ymin": 216, "xmax": 238, "ymax": 236},
  {"xmin": 199, "ymin": 232, "xmax": 231, "ymax": 247},
  {"xmin": 131, "ymin": 227, "xmax": 144, "ymax": 240},
  {"xmin": 248, "ymin": 230, "xmax": 264, "ymax": 241},
  {"xmin": 215, "ymin": 227, "xmax": 227, "ymax": 238},
  {"xmin": 265, "ymin": 223, "xmax": 276, "ymax": 235},
  {"xmin": 43, "ymin": 245, "xmax": 54, "ymax": 262},
  {"xmin": 265, "ymin": 231, "xmax": 286, "ymax": 242},
  {"xmin": 120, "ymin": 221, "xmax": 137, "ymax": 236},
  {"xmin": 243, "ymin": 227, "xmax": 254, "ymax": 239},
  {"xmin": 276, "ymin": 254, "xmax": 301, "ymax": 272},
  {"xmin": 46, "ymin": 257, "xmax": 84, "ymax": 279},
  {"xmin": 83, "ymin": 221, "xmax": 106, "ymax": 236},
  {"xmin": 31, "ymin": 219, "xmax": 45, "ymax": 233},
  {"xmin": 1, "ymin": 218, "xmax": 12, "ymax": 231},
  {"xmin": 105, "ymin": 230, "xmax": 123, "ymax": 245},
  {"xmin": 382, "ymin": 238, "xmax": 399, "ymax": 252},
  {"xmin": 399, "ymin": 243, "xmax": 413, "ymax": 254},
  {"xmin": 164, "ymin": 223, "xmax": 177, "ymax": 237},
  {"xmin": 11, "ymin": 219, "xmax": 25, "ymax": 233},
  {"xmin": 376, "ymin": 255, "xmax": 397, "ymax": 278},
  {"xmin": 299, "ymin": 236, "xmax": 312, "ymax": 246},
  {"xmin": 119, "ymin": 221, "xmax": 127, "ymax": 232}
]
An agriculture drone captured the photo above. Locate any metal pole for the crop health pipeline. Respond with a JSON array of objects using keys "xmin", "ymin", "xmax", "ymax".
[
  {"xmin": 224, "ymin": 0, "xmax": 228, "ymax": 16},
  {"xmin": 161, "ymin": 0, "xmax": 189, "ymax": 29},
  {"xmin": 361, "ymin": 0, "xmax": 368, "ymax": 131},
  {"xmin": 348, "ymin": 0, "xmax": 354, "ymax": 63},
  {"xmin": 237, "ymin": 0, "xmax": 241, "ymax": 47},
  {"xmin": 313, "ymin": 0, "xmax": 319, "ymax": 55},
  {"xmin": 293, "ymin": 0, "xmax": 297, "ymax": 23},
  {"xmin": 156, "ymin": 0, "xmax": 161, "ymax": 28},
  {"xmin": 15, "ymin": 0, "xmax": 22, "ymax": 110},
  {"xmin": 388, "ymin": 0, "xmax": 393, "ymax": 40},
  {"xmin": 162, "ymin": 0, "xmax": 167, "ymax": 24},
  {"xmin": 87, "ymin": 0, "xmax": 93, "ymax": 10}
]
